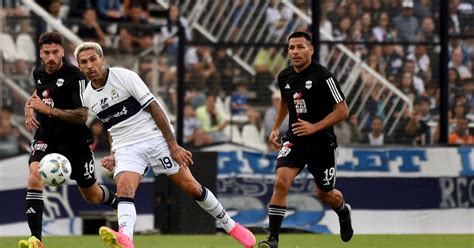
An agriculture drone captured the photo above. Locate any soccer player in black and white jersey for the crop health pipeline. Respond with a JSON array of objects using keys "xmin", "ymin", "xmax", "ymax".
[
  {"xmin": 258, "ymin": 32, "xmax": 353, "ymax": 248},
  {"xmin": 19, "ymin": 32, "xmax": 118, "ymax": 248},
  {"xmin": 74, "ymin": 42, "xmax": 256, "ymax": 248}
]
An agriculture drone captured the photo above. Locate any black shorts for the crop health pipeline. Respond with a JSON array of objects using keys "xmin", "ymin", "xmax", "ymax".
[
  {"xmin": 29, "ymin": 140, "xmax": 97, "ymax": 188},
  {"xmin": 276, "ymin": 136, "xmax": 338, "ymax": 192}
]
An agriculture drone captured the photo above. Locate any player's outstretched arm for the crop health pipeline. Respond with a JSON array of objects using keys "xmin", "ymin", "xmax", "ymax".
[
  {"xmin": 145, "ymin": 101, "xmax": 193, "ymax": 168},
  {"xmin": 27, "ymin": 92, "xmax": 88, "ymax": 124}
]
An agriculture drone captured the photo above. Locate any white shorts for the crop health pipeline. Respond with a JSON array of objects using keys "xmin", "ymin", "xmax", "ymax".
[{"xmin": 113, "ymin": 137, "xmax": 180, "ymax": 178}]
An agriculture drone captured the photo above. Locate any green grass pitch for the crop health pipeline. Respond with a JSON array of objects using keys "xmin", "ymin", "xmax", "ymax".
[{"xmin": 2, "ymin": 234, "xmax": 473, "ymax": 248}]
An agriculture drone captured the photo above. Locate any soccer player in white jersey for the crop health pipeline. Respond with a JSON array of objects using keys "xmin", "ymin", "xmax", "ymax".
[{"xmin": 74, "ymin": 42, "xmax": 256, "ymax": 248}]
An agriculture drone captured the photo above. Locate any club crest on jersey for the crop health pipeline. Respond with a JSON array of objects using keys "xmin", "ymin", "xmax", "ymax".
[
  {"xmin": 111, "ymin": 89, "xmax": 119, "ymax": 101},
  {"xmin": 305, "ymin": 80, "xmax": 312, "ymax": 89},
  {"xmin": 56, "ymin": 78, "xmax": 64, "ymax": 87}
]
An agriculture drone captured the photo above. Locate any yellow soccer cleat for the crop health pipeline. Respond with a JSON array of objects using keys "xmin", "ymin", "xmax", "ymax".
[
  {"xmin": 18, "ymin": 236, "xmax": 43, "ymax": 248},
  {"xmin": 99, "ymin": 226, "xmax": 134, "ymax": 248}
]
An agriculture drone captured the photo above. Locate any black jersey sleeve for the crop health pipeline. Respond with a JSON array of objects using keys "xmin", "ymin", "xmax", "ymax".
[
  {"xmin": 67, "ymin": 68, "xmax": 87, "ymax": 108},
  {"xmin": 319, "ymin": 66, "xmax": 345, "ymax": 105}
]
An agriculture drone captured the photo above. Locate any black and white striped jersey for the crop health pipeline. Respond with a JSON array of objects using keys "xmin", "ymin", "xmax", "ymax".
[
  {"xmin": 32, "ymin": 61, "xmax": 93, "ymax": 146},
  {"xmin": 83, "ymin": 67, "xmax": 172, "ymax": 150},
  {"xmin": 277, "ymin": 61, "xmax": 345, "ymax": 146}
]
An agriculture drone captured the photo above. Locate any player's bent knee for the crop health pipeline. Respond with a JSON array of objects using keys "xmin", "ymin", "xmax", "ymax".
[
  {"xmin": 28, "ymin": 173, "xmax": 43, "ymax": 189},
  {"xmin": 316, "ymin": 189, "xmax": 333, "ymax": 203},
  {"xmin": 273, "ymin": 179, "xmax": 290, "ymax": 194}
]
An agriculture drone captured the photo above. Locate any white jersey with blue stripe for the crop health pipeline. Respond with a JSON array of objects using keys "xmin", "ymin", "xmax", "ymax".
[{"xmin": 83, "ymin": 67, "xmax": 173, "ymax": 150}]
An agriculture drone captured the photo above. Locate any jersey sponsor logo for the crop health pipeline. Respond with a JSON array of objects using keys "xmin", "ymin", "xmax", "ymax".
[
  {"xmin": 56, "ymin": 78, "xmax": 64, "ymax": 87},
  {"xmin": 305, "ymin": 80, "xmax": 312, "ymax": 89},
  {"xmin": 278, "ymin": 141, "xmax": 293, "ymax": 158},
  {"xmin": 96, "ymin": 96, "xmax": 142, "ymax": 129},
  {"xmin": 37, "ymin": 79, "xmax": 42, "ymax": 85},
  {"xmin": 285, "ymin": 83, "xmax": 290, "ymax": 89},
  {"xmin": 101, "ymin": 106, "xmax": 127, "ymax": 124},
  {"xmin": 32, "ymin": 141, "xmax": 48, "ymax": 152},
  {"xmin": 293, "ymin": 92, "xmax": 307, "ymax": 114},
  {"xmin": 41, "ymin": 90, "xmax": 54, "ymax": 107}
]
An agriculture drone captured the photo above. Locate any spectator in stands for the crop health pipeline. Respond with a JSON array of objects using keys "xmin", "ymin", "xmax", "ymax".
[
  {"xmin": 360, "ymin": 12, "xmax": 372, "ymax": 41},
  {"xmin": 414, "ymin": 0, "xmax": 432, "ymax": 19},
  {"xmin": 184, "ymin": 104, "xmax": 214, "ymax": 147},
  {"xmin": 161, "ymin": 4, "xmax": 192, "ymax": 60},
  {"xmin": 383, "ymin": 45, "xmax": 404, "ymax": 76},
  {"xmin": 372, "ymin": 12, "xmax": 395, "ymax": 42},
  {"xmin": 403, "ymin": 59, "xmax": 425, "ymax": 95},
  {"xmin": 363, "ymin": 116, "xmax": 385, "ymax": 145},
  {"xmin": 254, "ymin": 47, "xmax": 287, "ymax": 76},
  {"xmin": 333, "ymin": 16, "xmax": 351, "ymax": 41},
  {"xmin": 46, "ymin": 0, "xmax": 65, "ymax": 31},
  {"xmin": 448, "ymin": 67, "xmax": 464, "ymax": 103},
  {"xmin": 185, "ymin": 46, "xmax": 220, "ymax": 95},
  {"xmin": 68, "ymin": 0, "xmax": 96, "ymax": 19},
  {"xmin": 196, "ymin": 95, "xmax": 228, "ymax": 143},
  {"xmin": 449, "ymin": 0, "xmax": 462, "ymax": 34},
  {"xmin": 123, "ymin": 0, "xmax": 150, "ymax": 20},
  {"xmin": 119, "ymin": 4, "xmax": 155, "ymax": 53},
  {"xmin": 230, "ymin": 81, "xmax": 261, "ymax": 126},
  {"xmin": 214, "ymin": 48, "xmax": 234, "ymax": 95},
  {"xmin": 399, "ymin": 71, "xmax": 419, "ymax": 101},
  {"xmin": 406, "ymin": 45, "xmax": 432, "ymax": 82},
  {"xmin": 334, "ymin": 113, "xmax": 362, "ymax": 146},
  {"xmin": 449, "ymin": 48, "xmax": 472, "ymax": 80},
  {"xmin": 263, "ymin": 91, "xmax": 289, "ymax": 151},
  {"xmin": 77, "ymin": 8, "xmax": 107, "ymax": 47},
  {"xmin": 448, "ymin": 116, "xmax": 473, "ymax": 145},
  {"xmin": 405, "ymin": 96, "xmax": 434, "ymax": 145},
  {"xmin": 449, "ymin": 100, "xmax": 470, "ymax": 132},
  {"xmin": 266, "ymin": 0, "xmax": 293, "ymax": 41},
  {"xmin": 1, "ymin": 0, "xmax": 29, "ymax": 16},
  {"xmin": 393, "ymin": 0, "xmax": 419, "ymax": 42},
  {"xmin": 96, "ymin": 0, "xmax": 122, "ymax": 21},
  {"xmin": 89, "ymin": 119, "xmax": 110, "ymax": 152},
  {"xmin": 416, "ymin": 17, "xmax": 438, "ymax": 43}
]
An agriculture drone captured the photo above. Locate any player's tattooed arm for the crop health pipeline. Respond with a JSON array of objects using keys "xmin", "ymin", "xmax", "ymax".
[
  {"xmin": 27, "ymin": 92, "xmax": 88, "ymax": 124},
  {"xmin": 50, "ymin": 107, "xmax": 88, "ymax": 124}
]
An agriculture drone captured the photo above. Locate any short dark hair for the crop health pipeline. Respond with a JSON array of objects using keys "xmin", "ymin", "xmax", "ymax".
[
  {"xmin": 288, "ymin": 31, "xmax": 312, "ymax": 43},
  {"xmin": 38, "ymin": 32, "xmax": 64, "ymax": 48}
]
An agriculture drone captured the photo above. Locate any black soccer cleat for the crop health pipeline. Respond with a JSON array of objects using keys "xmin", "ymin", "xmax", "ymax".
[
  {"xmin": 339, "ymin": 203, "xmax": 354, "ymax": 242},
  {"xmin": 258, "ymin": 237, "xmax": 278, "ymax": 248}
]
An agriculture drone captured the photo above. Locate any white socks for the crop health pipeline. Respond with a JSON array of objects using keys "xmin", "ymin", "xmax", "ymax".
[
  {"xmin": 195, "ymin": 187, "xmax": 236, "ymax": 233},
  {"xmin": 118, "ymin": 198, "xmax": 136, "ymax": 240}
]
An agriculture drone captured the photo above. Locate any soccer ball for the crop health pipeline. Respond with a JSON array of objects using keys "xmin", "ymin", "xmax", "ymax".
[{"xmin": 39, "ymin": 153, "xmax": 72, "ymax": 186}]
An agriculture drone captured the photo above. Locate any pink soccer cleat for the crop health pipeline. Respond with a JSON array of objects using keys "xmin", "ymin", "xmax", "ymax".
[
  {"xmin": 99, "ymin": 226, "xmax": 134, "ymax": 248},
  {"xmin": 229, "ymin": 223, "xmax": 256, "ymax": 247}
]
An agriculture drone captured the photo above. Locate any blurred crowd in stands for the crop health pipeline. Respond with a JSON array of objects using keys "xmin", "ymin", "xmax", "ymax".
[{"xmin": 0, "ymin": 0, "xmax": 472, "ymax": 157}]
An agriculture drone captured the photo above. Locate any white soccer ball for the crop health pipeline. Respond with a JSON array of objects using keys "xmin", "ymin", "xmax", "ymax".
[{"xmin": 39, "ymin": 153, "xmax": 72, "ymax": 186}]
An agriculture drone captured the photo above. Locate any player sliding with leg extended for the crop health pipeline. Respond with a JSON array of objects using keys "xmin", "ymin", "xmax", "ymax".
[{"xmin": 74, "ymin": 42, "xmax": 256, "ymax": 248}]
